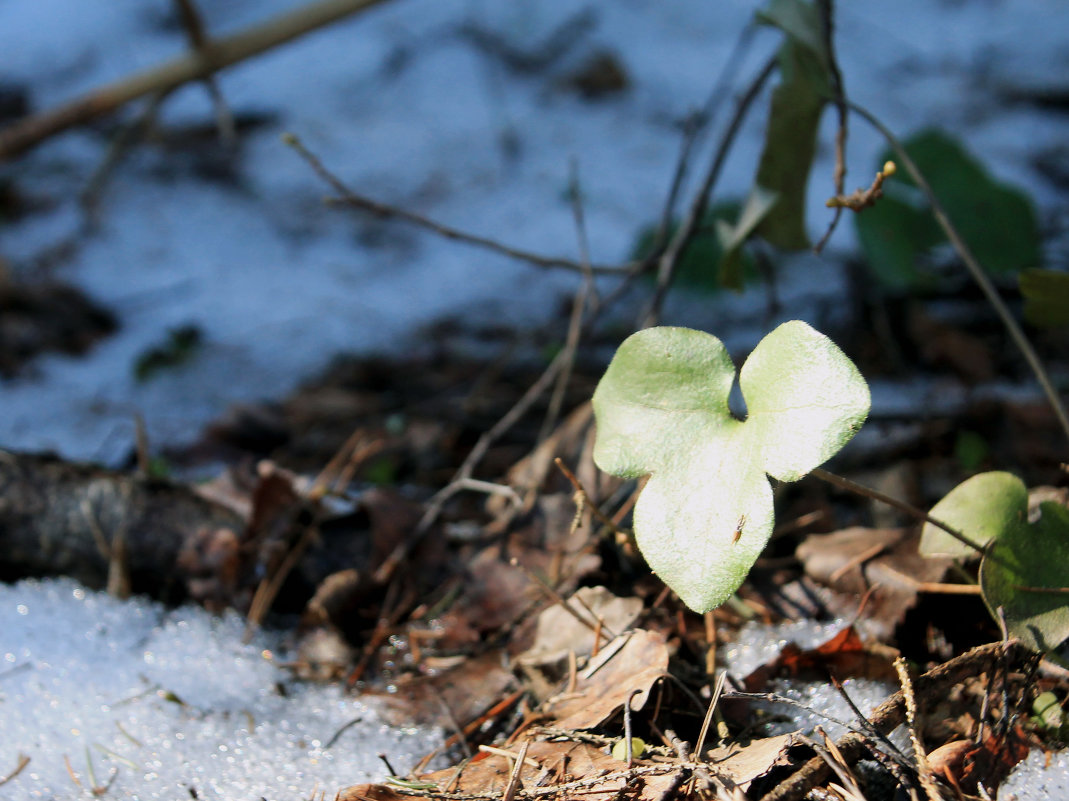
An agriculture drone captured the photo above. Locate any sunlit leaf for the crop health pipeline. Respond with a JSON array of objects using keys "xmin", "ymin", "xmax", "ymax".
[
  {"xmin": 592, "ymin": 321, "xmax": 869, "ymax": 611},
  {"xmin": 920, "ymin": 471, "xmax": 1027, "ymax": 559},
  {"xmin": 716, "ymin": 187, "xmax": 779, "ymax": 290}
]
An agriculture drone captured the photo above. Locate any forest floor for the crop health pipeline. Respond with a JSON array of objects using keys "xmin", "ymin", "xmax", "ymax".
[{"xmin": 3, "ymin": 2, "xmax": 1069, "ymax": 799}]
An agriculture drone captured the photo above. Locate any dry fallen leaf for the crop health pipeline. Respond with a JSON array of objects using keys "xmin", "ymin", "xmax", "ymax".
[
  {"xmin": 796, "ymin": 527, "xmax": 953, "ymax": 639},
  {"xmin": 517, "ymin": 585, "xmax": 643, "ymax": 669},
  {"xmin": 338, "ymin": 739, "xmax": 683, "ymax": 801},
  {"xmin": 546, "ymin": 628, "xmax": 669, "ymax": 730},
  {"xmin": 705, "ymin": 731, "xmax": 803, "ymax": 791}
]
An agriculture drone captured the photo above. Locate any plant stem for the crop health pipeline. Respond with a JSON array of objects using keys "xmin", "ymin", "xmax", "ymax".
[
  {"xmin": 847, "ymin": 101, "xmax": 1069, "ymax": 448},
  {"xmin": 810, "ymin": 467, "xmax": 986, "ymax": 554},
  {"xmin": 641, "ymin": 54, "xmax": 779, "ymax": 327}
]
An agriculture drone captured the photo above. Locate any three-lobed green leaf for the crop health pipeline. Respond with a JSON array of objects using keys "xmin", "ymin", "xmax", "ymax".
[{"xmin": 592, "ymin": 321, "xmax": 869, "ymax": 612}]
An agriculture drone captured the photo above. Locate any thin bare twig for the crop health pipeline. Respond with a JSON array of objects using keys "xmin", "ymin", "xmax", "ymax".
[
  {"xmin": 813, "ymin": 0, "xmax": 849, "ymax": 253},
  {"xmin": 553, "ymin": 457, "xmax": 625, "ymax": 536},
  {"xmin": 0, "ymin": 754, "xmax": 30, "ymax": 788},
  {"xmin": 501, "ymin": 741, "xmax": 530, "ymax": 801},
  {"xmin": 847, "ymin": 100, "xmax": 1069, "ymax": 447},
  {"xmin": 655, "ymin": 24, "xmax": 759, "ymax": 250},
  {"xmin": 694, "ymin": 671, "xmax": 727, "ymax": 758},
  {"xmin": 0, "ymin": 0, "xmax": 393, "ymax": 161},
  {"xmin": 80, "ymin": 89, "xmax": 171, "ymax": 215},
  {"xmin": 172, "ymin": 0, "xmax": 237, "ymax": 143},
  {"xmin": 285, "ymin": 134, "xmax": 629, "ymax": 276},
  {"xmin": 810, "ymin": 467, "xmax": 987, "ymax": 554},
  {"xmin": 508, "ymin": 556, "xmax": 616, "ymax": 642},
  {"xmin": 642, "ymin": 55, "xmax": 779, "ymax": 327},
  {"xmin": 763, "ymin": 640, "xmax": 1026, "ymax": 801},
  {"xmin": 539, "ymin": 160, "xmax": 596, "ymax": 444}
]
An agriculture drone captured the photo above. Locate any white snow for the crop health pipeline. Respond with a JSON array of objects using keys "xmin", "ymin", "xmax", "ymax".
[
  {"xmin": 0, "ymin": 578, "xmax": 443, "ymax": 800},
  {"xmin": 1, "ymin": 0, "xmax": 1066, "ymax": 462}
]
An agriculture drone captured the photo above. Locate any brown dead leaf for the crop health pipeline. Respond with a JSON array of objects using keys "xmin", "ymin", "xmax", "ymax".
[
  {"xmin": 955, "ymin": 724, "xmax": 1031, "ymax": 794},
  {"xmin": 743, "ymin": 625, "xmax": 897, "ymax": 691},
  {"xmin": 339, "ymin": 739, "xmax": 684, "ymax": 801},
  {"xmin": 374, "ymin": 651, "xmax": 516, "ymax": 728},
  {"xmin": 434, "ymin": 547, "xmax": 536, "ymax": 646},
  {"xmin": 796, "ymin": 527, "xmax": 954, "ymax": 639},
  {"xmin": 517, "ymin": 586, "xmax": 643, "ymax": 669},
  {"xmin": 546, "ymin": 629, "xmax": 669, "ymax": 730},
  {"xmin": 706, "ymin": 732, "xmax": 803, "ymax": 791}
]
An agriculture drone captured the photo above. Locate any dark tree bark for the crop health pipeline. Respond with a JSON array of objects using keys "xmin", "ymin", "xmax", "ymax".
[{"xmin": 0, "ymin": 449, "xmax": 243, "ymax": 599}]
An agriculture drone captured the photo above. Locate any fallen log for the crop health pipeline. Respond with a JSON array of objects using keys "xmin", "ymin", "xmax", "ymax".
[{"xmin": 0, "ymin": 449, "xmax": 243, "ymax": 598}]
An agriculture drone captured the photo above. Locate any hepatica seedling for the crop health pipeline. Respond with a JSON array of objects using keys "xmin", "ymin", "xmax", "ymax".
[
  {"xmin": 592, "ymin": 321, "xmax": 870, "ymax": 611},
  {"xmin": 921, "ymin": 472, "xmax": 1069, "ymax": 655}
]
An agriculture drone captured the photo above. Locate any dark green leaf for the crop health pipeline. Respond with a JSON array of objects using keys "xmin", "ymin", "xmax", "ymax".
[
  {"xmin": 858, "ymin": 129, "xmax": 1041, "ymax": 287},
  {"xmin": 980, "ymin": 502, "xmax": 1069, "ymax": 654},
  {"xmin": 1020, "ymin": 269, "xmax": 1069, "ymax": 328}
]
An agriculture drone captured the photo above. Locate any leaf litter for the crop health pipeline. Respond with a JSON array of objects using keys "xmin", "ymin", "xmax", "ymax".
[
  {"xmin": 3, "ymin": 6, "xmax": 1069, "ymax": 794},
  {"xmin": 2, "ymin": 328, "xmax": 1068, "ymax": 799}
]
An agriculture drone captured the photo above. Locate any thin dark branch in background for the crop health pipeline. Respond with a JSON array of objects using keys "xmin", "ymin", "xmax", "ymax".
[
  {"xmin": 285, "ymin": 134, "xmax": 631, "ymax": 277},
  {"xmin": 82, "ymin": 0, "xmax": 236, "ymax": 218},
  {"xmin": 655, "ymin": 24, "xmax": 758, "ymax": 250},
  {"xmin": 848, "ymin": 100, "xmax": 1069, "ymax": 446},
  {"xmin": 458, "ymin": 9, "xmax": 596, "ymax": 73},
  {"xmin": 0, "ymin": 0, "xmax": 393, "ymax": 161},
  {"xmin": 80, "ymin": 89, "xmax": 172, "ymax": 218},
  {"xmin": 641, "ymin": 54, "xmax": 778, "ymax": 328},
  {"xmin": 539, "ymin": 160, "xmax": 596, "ymax": 444},
  {"xmin": 813, "ymin": 0, "xmax": 849, "ymax": 254},
  {"xmin": 173, "ymin": 0, "xmax": 237, "ymax": 143}
]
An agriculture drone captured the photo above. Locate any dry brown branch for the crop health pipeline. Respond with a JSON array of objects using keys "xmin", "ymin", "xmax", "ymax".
[
  {"xmin": 173, "ymin": 0, "xmax": 237, "ymax": 143},
  {"xmin": 284, "ymin": 134, "xmax": 629, "ymax": 277},
  {"xmin": 763, "ymin": 640, "xmax": 1028, "ymax": 801},
  {"xmin": 823, "ymin": 161, "xmax": 896, "ymax": 212},
  {"xmin": 0, "ymin": 0, "xmax": 392, "ymax": 161},
  {"xmin": 0, "ymin": 449, "xmax": 243, "ymax": 590},
  {"xmin": 537, "ymin": 161, "xmax": 595, "ymax": 443},
  {"xmin": 0, "ymin": 754, "xmax": 30, "ymax": 788},
  {"xmin": 813, "ymin": 0, "xmax": 850, "ymax": 254},
  {"xmin": 641, "ymin": 54, "xmax": 778, "ymax": 327},
  {"xmin": 654, "ymin": 24, "xmax": 758, "ymax": 257}
]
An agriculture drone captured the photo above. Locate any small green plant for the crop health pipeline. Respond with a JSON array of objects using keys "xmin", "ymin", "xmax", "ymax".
[
  {"xmin": 133, "ymin": 324, "xmax": 203, "ymax": 382},
  {"xmin": 855, "ymin": 129, "xmax": 1041, "ymax": 289},
  {"xmin": 593, "ymin": 325, "xmax": 1069, "ymax": 655},
  {"xmin": 630, "ymin": 200, "xmax": 758, "ymax": 293},
  {"xmin": 920, "ymin": 472, "xmax": 1069, "ymax": 655},
  {"xmin": 592, "ymin": 321, "xmax": 869, "ymax": 611}
]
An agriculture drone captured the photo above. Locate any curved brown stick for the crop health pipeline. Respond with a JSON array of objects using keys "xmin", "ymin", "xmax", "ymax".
[
  {"xmin": 763, "ymin": 640, "xmax": 1028, "ymax": 801},
  {"xmin": 0, "ymin": 0, "xmax": 393, "ymax": 161}
]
